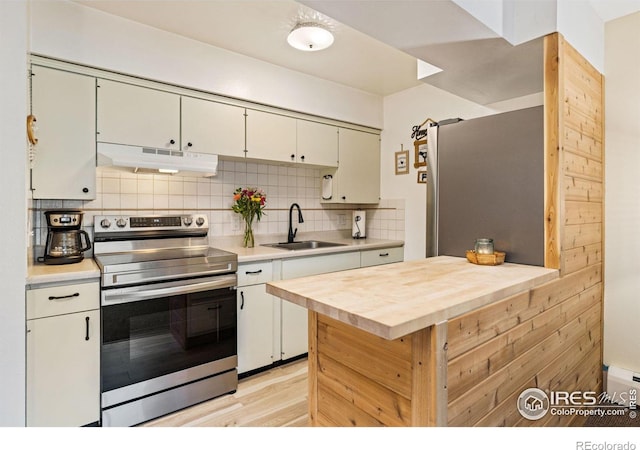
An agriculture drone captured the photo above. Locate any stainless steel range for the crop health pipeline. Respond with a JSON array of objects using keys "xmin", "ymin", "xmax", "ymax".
[{"xmin": 93, "ymin": 214, "xmax": 238, "ymax": 427}]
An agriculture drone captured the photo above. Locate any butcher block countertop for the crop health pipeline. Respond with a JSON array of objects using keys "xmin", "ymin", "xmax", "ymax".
[{"xmin": 266, "ymin": 255, "xmax": 559, "ymax": 340}]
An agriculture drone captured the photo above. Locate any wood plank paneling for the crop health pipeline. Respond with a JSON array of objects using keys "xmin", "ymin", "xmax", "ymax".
[
  {"xmin": 544, "ymin": 32, "xmax": 561, "ymax": 270},
  {"xmin": 563, "ymin": 127, "xmax": 602, "ymax": 161},
  {"xmin": 447, "ymin": 264, "xmax": 601, "ymax": 361},
  {"xmin": 317, "ymin": 353, "xmax": 412, "ymax": 426},
  {"xmin": 448, "ymin": 300, "xmax": 601, "ymax": 426},
  {"xmin": 564, "ymin": 200, "xmax": 602, "ymax": 225},
  {"xmin": 317, "ymin": 315, "xmax": 412, "ymax": 398},
  {"xmin": 564, "ymin": 223, "xmax": 602, "ymax": 248},
  {"xmin": 564, "ymin": 175, "xmax": 603, "ymax": 202},
  {"xmin": 562, "ymin": 243, "xmax": 602, "ymax": 273},
  {"xmin": 564, "ymin": 151, "xmax": 603, "ymax": 181},
  {"xmin": 448, "ymin": 283, "xmax": 601, "ymax": 402},
  {"xmin": 317, "ymin": 384, "xmax": 384, "ymax": 427}
]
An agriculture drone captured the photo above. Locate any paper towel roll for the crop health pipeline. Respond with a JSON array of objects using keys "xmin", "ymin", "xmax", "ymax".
[
  {"xmin": 322, "ymin": 175, "xmax": 333, "ymax": 200},
  {"xmin": 352, "ymin": 210, "xmax": 366, "ymax": 239}
]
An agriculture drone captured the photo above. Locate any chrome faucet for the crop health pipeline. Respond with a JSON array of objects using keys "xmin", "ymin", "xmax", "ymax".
[{"xmin": 288, "ymin": 203, "xmax": 304, "ymax": 243}]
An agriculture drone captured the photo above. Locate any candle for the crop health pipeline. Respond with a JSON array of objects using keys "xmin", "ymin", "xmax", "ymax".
[{"xmin": 475, "ymin": 238, "xmax": 494, "ymax": 254}]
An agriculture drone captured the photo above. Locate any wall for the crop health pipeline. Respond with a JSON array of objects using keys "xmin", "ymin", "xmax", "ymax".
[
  {"xmin": 603, "ymin": 12, "xmax": 640, "ymax": 373},
  {"xmin": 0, "ymin": 0, "xmax": 28, "ymax": 426},
  {"xmin": 31, "ymin": 161, "xmax": 404, "ymax": 252},
  {"xmin": 557, "ymin": 0, "xmax": 604, "ymax": 73},
  {"xmin": 29, "ymin": 0, "xmax": 382, "ymax": 129},
  {"xmin": 381, "ymin": 84, "xmax": 541, "ymax": 261}
]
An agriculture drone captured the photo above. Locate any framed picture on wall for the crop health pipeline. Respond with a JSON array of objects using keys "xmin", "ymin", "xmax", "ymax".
[
  {"xmin": 395, "ymin": 150, "xmax": 409, "ymax": 175},
  {"xmin": 417, "ymin": 170, "xmax": 427, "ymax": 184},
  {"xmin": 414, "ymin": 139, "xmax": 427, "ymax": 168}
]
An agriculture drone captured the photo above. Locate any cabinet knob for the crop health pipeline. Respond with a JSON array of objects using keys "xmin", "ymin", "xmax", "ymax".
[
  {"xmin": 342, "ymin": 196, "xmax": 346, "ymax": 200},
  {"xmin": 169, "ymin": 139, "xmax": 176, "ymax": 145},
  {"xmin": 187, "ymin": 142, "xmax": 193, "ymax": 147},
  {"xmin": 300, "ymin": 155, "xmax": 305, "ymax": 161},
  {"xmin": 82, "ymin": 187, "xmax": 89, "ymax": 193},
  {"xmin": 290, "ymin": 154, "xmax": 295, "ymax": 160}
]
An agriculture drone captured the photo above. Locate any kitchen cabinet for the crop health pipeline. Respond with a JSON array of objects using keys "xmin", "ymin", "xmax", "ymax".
[
  {"xmin": 30, "ymin": 65, "xmax": 96, "ymax": 200},
  {"xmin": 26, "ymin": 281, "xmax": 100, "ymax": 427},
  {"xmin": 181, "ymin": 96, "xmax": 246, "ymax": 157},
  {"xmin": 296, "ymin": 120, "xmax": 338, "ymax": 167},
  {"xmin": 97, "ymin": 79, "xmax": 180, "ymax": 150},
  {"xmin": 280, "ymin": 252, "xmax": 361, "ymax": 360},
  {"xmin": 245, "ymin": 109, "xmax": 297, "ymax": 163},
  {"xmin": 236, "ymin": 261, "xmax": 278, "ymax": 374},
  {"xmin": 322, "ymin": 128, "xmax": 381, "ymax": 204}
]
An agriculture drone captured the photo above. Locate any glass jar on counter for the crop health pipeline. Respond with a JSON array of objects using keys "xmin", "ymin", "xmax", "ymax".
[{"xmin": 474, "ymin": 238, "xmax": 494, "ymax": 255}]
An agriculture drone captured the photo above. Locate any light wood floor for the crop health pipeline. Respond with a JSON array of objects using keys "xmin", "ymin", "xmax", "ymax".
[{"xmin": 142, "ymin": 358, "xmax": 309, "ymax": 427}]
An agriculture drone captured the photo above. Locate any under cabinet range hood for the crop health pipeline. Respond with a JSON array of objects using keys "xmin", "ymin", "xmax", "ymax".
[{"xmin": 97, "ymin": 143, "xmax": 218, "ymax": 177}]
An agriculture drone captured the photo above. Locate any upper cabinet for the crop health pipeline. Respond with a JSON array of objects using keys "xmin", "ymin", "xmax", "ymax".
[
  {"xmin": 97, "ymin": 79, "xmax": 180, "ymax": 150},
  {"xmin": 322, "ymin": 128, "xmax": 381, "ymax": 204},
  {"xmin": 296, "ymin": 120, "xmax": 338, "ymax": 167},
  {"xmin": 181, "ymin": 96, "xmax": 245, "ymax": 158},
  {"xmin": 30, "ymin": 66, "xmax": 96, "ymax": 200},
  {"xmin": 245, "ymin": 109, "xmax": 297, "ymax": 163},
  {"xmin": 244, "ymin": 110, "xmax": 339, "ymax": 167}
]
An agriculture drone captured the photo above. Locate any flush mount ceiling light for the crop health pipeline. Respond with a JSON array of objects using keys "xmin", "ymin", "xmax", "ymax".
[{"xmin": 287, "ymin": 22, "xmax": 334, "ymax": 52}]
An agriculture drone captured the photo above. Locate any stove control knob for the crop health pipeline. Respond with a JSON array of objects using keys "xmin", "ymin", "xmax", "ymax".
[
  {"xmin": 183, "ymin": 216, "xmax": 193, "ymax": 227},
  {"xmin": 116, "ymin": 218, "xmax": 127, "ymax": 228},
  {"xmin": 195, "ymin": 217, "xmax": 205, "ymax": 227},
  {"xmin": 100, "ymin": 219, "xmax": 111, "ymax": 229}
]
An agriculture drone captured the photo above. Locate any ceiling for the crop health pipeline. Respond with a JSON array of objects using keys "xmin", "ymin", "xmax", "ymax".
[{"xmin": 74, "ymin": 0, "xmax": 640, "ymax": 102}]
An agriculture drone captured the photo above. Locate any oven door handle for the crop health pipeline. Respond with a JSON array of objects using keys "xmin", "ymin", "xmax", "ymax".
[{"xmin": 101, "ymin": 274, "xmax": 237, "ymax": 306}]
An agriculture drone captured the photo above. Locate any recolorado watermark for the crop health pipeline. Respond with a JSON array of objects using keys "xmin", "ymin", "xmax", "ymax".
[
  {"xmin": 516, "ymin": 387, "xmax": 637, "ymax": 421},
  {"xmin": 575, "ymin": 442, "xmax": 636, "ymax": 450}
]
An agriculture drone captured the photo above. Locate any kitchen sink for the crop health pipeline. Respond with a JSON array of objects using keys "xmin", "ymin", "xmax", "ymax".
[{"xmin": 262, "ymin": 240, "xmax": 346, "ymax": 251}]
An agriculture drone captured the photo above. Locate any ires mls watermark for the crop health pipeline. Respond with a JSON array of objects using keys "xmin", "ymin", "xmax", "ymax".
[{"xmin": 516, "ymin": 387, "xmax": 637, "ymax": 421}]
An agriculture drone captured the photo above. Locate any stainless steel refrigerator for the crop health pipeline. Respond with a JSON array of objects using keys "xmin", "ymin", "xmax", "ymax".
[{"xmin": 425, "ymin": 106, "xmax": 544, "ymax": 266}]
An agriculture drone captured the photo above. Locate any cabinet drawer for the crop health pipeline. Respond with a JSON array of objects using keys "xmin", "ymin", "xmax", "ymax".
[
  {"xmin": 282, "ymin": 251, "xmax": 360, "ymax": 279},
  {"xmin": 27, "ymin": 282, "xmax": 99, "ymax": 320},
  {"xmin": 238, "ymin": 261, "xmax": 273, "ymax": 287},
  {"xmin": 360, "ymin": 247, "xmax": 404, "ymax": 267}
]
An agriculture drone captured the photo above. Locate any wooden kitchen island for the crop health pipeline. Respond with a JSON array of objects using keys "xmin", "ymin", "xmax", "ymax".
[{"xmin": 265, "ymin": 256, "xmax": 584, "ymax": 427}]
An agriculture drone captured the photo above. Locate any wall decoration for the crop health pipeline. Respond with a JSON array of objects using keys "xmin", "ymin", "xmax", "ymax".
[
  {"xmin": 417, "ymin": 170, "xmax": 428, "ymax": 184},
  {"xmin": 395, "ymin": 150, "xmax": 409, "ymax": 175},
  {"xmin": 414, "ymin": 139, "xmax": 427, "ymax": 168}
]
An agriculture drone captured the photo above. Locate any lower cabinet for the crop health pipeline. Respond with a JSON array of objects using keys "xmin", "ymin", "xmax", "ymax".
[
  {"xmin": 280, "ymin": 252, "xmax": 361, "ymax": 360},
  {"xmin": 237, "ymin": 284, "xmax": 277, "ymax": 374},
  {"xmin": 26, "ymin": 281, "xmax": 100, "ymax": 427},
  {"xmin": 236, "ymin": 247, "xmax": 403, "ymax": 374}
]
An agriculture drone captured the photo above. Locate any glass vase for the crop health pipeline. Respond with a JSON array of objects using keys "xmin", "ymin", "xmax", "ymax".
[{"xmin": 243, "ymin": 215, "xmax": 255, "ymax": 248}]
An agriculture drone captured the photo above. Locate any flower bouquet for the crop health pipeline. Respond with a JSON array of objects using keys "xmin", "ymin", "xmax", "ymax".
[{"xmin": 232, "ymin": 187, "xmax": 267, "ymax": 248}]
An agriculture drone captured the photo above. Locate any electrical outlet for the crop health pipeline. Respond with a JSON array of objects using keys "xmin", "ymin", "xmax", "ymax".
[{"xmin": 337, "ymin": 214, "xmax": 346, "ymax": 227}]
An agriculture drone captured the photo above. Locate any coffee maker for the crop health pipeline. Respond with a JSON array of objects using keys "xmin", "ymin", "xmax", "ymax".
[{"xmin": 39, "ymin": 210, "xmax": 91, "ymax": 265}]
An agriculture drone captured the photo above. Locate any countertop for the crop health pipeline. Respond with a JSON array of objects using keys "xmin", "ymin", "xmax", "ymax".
[
  {"xmin": 266, "ymin": 255, "xmax": 559, "ymax": 340},
  {"xmin": 26, "ymin": 257, "xmax": 101, "ymax": 287},
  {"xmin": 25, "ymin": 233, "xmax": 403, "ymax": 285},
  {"xmin": 214, "ymin": 233, "xmax": 404, "ymax": 263}
]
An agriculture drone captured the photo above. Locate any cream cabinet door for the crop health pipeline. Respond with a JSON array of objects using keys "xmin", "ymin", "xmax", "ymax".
[
  {"xmin": 280, "ymin": 252, "xmax": 360, "ymax": 360},
  {"xmin": 335, "ymin": 128, "xmax": 381, "ymax": 204},
  {"xmin": 237, "ymin": 284, "xmax": 276, "ymax": 374},
  {"xmin": 181, "ymin": 96, "xmax": 246, "ymax": 157},
  {"xmin": 97, "ymin": 79, "xmax": 180, "ymax": 149},
  {"xmin": 296, "ymin": 120, "xmax": 338, "ymax": 167},
  {"xmin": 245, "ymin": 109, "xmax": 297, "ymax": 163},
  {"xmin": 26, "ymin": 310, "xmax": 100, "ymax": 426},
  {"xmin": 30, "ymin": 66, "xmax": 96, "ymax": 200}
]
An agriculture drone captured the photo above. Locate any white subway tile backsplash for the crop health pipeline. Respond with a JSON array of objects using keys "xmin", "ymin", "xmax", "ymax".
[{"xmin": 31, "ymin": 163, "xmax": 404, "ymax": 248}]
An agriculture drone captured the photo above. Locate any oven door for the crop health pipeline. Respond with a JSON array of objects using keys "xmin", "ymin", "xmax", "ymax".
[{"xmin": 100, "ymin": 274, "xmax": 237, "ymax": 404}]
